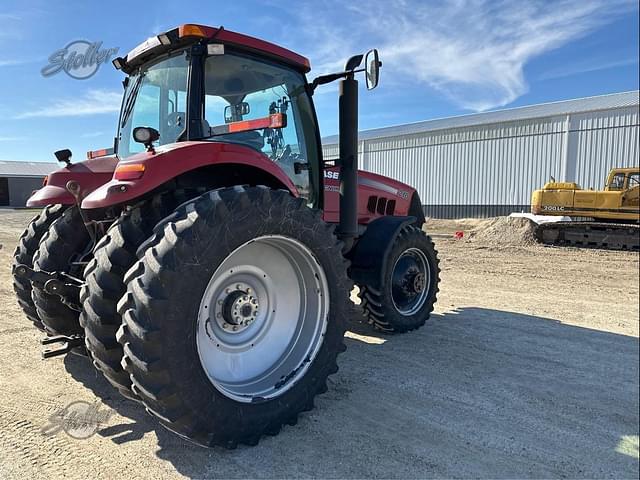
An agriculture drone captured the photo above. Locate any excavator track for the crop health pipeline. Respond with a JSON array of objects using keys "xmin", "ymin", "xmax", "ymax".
[{"xmin": 535, "ymin": 222, "xmax": 640, "ymax": 251}]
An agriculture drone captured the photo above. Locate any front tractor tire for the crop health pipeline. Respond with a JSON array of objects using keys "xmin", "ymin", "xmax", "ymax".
[
  {"xmin": 12, "ymin": 204, "xmax": 67, "ymax": 330},
  {"xmin": 117, "ymin": 186, "xmax": 351, "ymax": 448},
  {"xmin": 80, "ymin": 190, "xmax": 204, "ymax": 401},
  {"xmin": 359, "ymin": 225, "xmax": 440, "ymax": 333},
  {"xmin": 32, "ymin": 207, "xmax": 91, "ymax": 336}
]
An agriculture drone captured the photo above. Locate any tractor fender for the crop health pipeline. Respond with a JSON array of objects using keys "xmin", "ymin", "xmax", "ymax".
[
  {"xmin": 348, "ymin": 215, "xmax": 416, "ymax": 290},
  {"xmin": 81, "ymin": 141, "xmax": 298, "ymax": 209},
  {"xmin": 26, "ymin": 156, "xmax": 119, "ymax": 207}
]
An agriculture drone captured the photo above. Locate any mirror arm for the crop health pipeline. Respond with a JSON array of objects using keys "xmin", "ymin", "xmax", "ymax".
[
  {"xmin": 310, "ymin": 72, "xmax": 346, "ymax": 93},
  {"xmin": 310, "ymin": 68, "xmax": 366, "ymax": 94}
]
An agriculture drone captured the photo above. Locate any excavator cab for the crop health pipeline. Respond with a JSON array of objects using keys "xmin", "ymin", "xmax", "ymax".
[
  {"xmin": 605, "ymin": 168, "xmax": 638, "ymax": 191},
  {"xmin": 621, "ymin": 171, "xmax": 640, "ymax": 207},
  {"xmin": 603, "ymin": 168, "xmax": 640, "ymax": 207}
]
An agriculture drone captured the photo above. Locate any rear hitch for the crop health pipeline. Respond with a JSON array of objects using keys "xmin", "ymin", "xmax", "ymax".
[
  {"xmin": 14, "ymin": 264, "xmax": 84, "ymax": 312},
  {"xmin": 41, "ymin": 335, "xmax": 85, "ymax": 359}
]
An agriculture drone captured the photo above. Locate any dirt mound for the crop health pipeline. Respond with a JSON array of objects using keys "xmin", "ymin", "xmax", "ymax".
[{"xmin": 467, "ymin": 216, "xmax": 538, "ymax": 247}]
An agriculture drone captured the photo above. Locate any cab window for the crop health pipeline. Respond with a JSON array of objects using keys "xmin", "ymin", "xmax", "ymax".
[
  {"xmin": 117, "ymin": 52, "xmax": 189, "ymax": 158},
  {"xmin": 627, "ymin": 173, "xmax": 640, "ymax": 189},
  {"xmin": 609, "ymin": 173, "xmax": 626, "ymax": 190},
  {"xmin": 203, "ymin": 52, "xmax": 318, "ymax": 203}
]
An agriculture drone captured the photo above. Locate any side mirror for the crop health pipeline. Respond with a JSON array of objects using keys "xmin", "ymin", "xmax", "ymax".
[
  {"xmin": 224, "ymin": 102, "xmax": 250, "ymax": 123},
  {"xmin": 364, "ymin": 49, "xmax": 381, "ymax": 90}
]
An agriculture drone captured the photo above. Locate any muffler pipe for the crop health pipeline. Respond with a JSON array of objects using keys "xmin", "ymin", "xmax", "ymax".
[{"xmin": 337, "ymin": 75, "xmax": 358, "ymax": 251}]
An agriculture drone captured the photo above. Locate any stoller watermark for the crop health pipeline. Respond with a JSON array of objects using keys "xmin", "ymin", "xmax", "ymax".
[
  {"xmin": 41, "ymin": 400, "xmax": 115, "ymax": 439},
  {"xmin": 41, "ymin": 40, "xmax": 119, "ymax": 79}
]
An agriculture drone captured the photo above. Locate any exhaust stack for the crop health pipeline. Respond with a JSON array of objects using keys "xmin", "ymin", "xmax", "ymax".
[{"xmin": 337, "ymin": 74, "xmax": 359, "ymax": 250}]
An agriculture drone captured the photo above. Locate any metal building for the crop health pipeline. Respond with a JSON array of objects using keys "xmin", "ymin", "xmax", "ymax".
[
  {"xmin": 0, "ymin": 161, "xmax": 57, "ymax": 207},
  {"xmin": 322, "ymin": 91, "xmax": 640, "ymax": 218}
]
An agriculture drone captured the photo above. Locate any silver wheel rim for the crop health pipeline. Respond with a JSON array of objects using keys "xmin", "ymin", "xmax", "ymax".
[
  {"xmin": 196, "ymin": 235, "xmax": 329, "ymax": 402},
  {"xmin": 390, "ymin": 247, "xmax": 431, "ymax": 316}
]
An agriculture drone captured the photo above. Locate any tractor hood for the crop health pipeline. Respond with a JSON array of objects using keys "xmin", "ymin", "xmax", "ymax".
[{"xmin": 26, "ymin": 155, "xmax": 119, "ymax": 207}]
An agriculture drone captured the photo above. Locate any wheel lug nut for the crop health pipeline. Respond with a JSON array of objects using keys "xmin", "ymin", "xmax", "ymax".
[{"xmin": 232, "ymin": 326, "xmax": 238, "ymax": 331}]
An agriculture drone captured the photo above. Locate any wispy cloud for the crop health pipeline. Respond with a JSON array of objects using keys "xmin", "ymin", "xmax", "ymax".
[
  {"xmin": 0, "ymin": 13, "xmax": 26, "ymax": 40},
  {"xmin": 0, "ymin": 59, "xmax": 31, "ymax": 67},
  {"xmin": 0, "ymin": 135, "xmax": 26, "ymax": 142},
  {"xmin": 15, "ymin": 89, "xmax": 121, "ymax": 119},
  {"xmin": 290, "ymin": 0, "xmax": 636, "ymax": 111},
  {"xmin": 0, "ymin": 13, "xmax": 22, "ymax": 21},
  {"xmin": 540, "ymin": 57, "xmax": 639, "ymax": 80}
]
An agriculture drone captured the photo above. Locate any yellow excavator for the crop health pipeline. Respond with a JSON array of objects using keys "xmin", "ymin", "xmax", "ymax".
[{"xmin": 531, "ymin": 167, "xmax": 640, "ymax": 250}]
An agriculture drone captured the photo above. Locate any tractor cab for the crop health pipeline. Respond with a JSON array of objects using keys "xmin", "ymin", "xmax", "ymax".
[{"xmin": 114, "ymin": 25, "xmax": 322, "ymax": 203}]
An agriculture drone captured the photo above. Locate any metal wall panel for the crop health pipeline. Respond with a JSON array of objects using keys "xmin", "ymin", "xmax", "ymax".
[
  {"xmin": 570, "ymin": 106, "xmax": 639, "ymax": 189},
  {"xmin": 322, "ymin": 102, "xmax": 640, "ymax": 218}
]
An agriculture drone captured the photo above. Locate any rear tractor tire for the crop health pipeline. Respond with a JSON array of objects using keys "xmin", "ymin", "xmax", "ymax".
[
  {"xmin": 359, "ymin": 225, "xmax": 440, "ymax": 333},
  {"xmin": 12, "ymin": 204, "xmax": 67, "ymax": 330},
  {"xmin": 32, "ymin": 206, "xmax": 92, "ymax": 336},
  {"xmin": 117, "ymin": 186, "xmax": 351, "ymax": 447},
  {"xmin": 80, "ymin": 190, "xmax": 204, "ymax": 401}
]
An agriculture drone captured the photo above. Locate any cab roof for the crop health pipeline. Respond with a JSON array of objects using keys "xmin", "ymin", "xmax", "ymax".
[
  {"xmin": 610, "ymin": 167, "xmax": 639, "ymax": 174},
  {"xmin": 116, "ymin": 24, "xmax": 311, "ymax": 74}
]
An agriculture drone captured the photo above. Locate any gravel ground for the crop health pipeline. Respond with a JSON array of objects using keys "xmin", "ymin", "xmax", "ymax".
[{"xmin": 0, "ymin": 209, "xmax": 638, "ymax": 479}]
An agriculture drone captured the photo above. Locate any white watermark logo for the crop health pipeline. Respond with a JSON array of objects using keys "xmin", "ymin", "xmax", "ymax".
[
  {"xmin": 41, "ymin": 400, "xmax": 115, "ymax": 439},
  {"xmin": 42, "ymin": 40, "xmax": 119, "ymax": 80}
]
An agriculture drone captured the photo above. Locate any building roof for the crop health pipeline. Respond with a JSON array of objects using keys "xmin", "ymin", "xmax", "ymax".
[
  {"xmin": 0, "ymin": 161, "xmax": 59, "ymax": 178},
  {"xmin": 322, "ymin": 90, "xmax": 640, "ymax": 144}
]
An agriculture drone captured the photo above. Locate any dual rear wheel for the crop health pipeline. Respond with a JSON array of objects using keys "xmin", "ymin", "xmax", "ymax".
[
  {"xmin": 13, "ymin": 205, "xmax": 91, "ymax": 337},
  {"xmin": 114, "ymin": 186, "xmax": 351, "ymax": 447},
  {"xmin": 12, "ymin": 204, "xmax": 67, "ymax": 331}
]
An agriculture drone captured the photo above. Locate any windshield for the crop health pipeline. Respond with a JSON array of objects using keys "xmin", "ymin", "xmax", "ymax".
[{"xmin": 117, "ymin": 51, "xmax": 189, "ymax": 158}]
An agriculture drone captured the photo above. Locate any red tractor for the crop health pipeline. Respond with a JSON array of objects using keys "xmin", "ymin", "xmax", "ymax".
[{"xmin": 12, "ymin": 24, "xmax": 439, "ymax": 448}]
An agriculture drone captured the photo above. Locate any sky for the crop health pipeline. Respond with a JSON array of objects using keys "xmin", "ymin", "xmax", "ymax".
[{"xmin": 0, "ymin": 0, "xmax": 638, "ymax": 162}]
